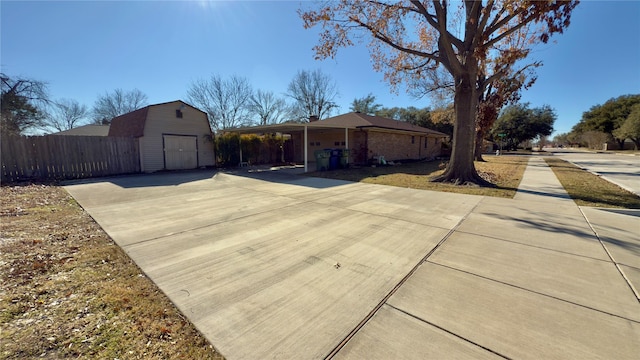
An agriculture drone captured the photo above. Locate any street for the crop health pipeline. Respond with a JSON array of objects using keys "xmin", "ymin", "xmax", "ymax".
[{"xmin": 547, "ymin": 148, "xmax": 640, "ymax": 196}]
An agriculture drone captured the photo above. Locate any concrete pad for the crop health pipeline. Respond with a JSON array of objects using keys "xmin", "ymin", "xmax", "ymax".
[
  {"xmin": 456, "ymin": 199, "xmax": 609, "ymax": 260},
  {"xmin": 333, "ymin": 304, "xmax": 503, "ymax": 359},
  {"xmin": 315, "ymin": 185, "xmax": 483, "ymax": 230},
  {"xmin": 123, "ymin": 206, "xmax": 450, "ymax": 359},
  {"xmin": 68, "ymin": 185, "xmax": 304, "ymax": 246},
  {"xmin": 620, "ymin": 265, "xmax": 640, "ymax": 298},
  {"xmin": 579, "ymin": 207, "xmax": 640, "ymax": 268},
  {"xmin": 388, "ymin": 262, "xmax": 640, "ymax": 360},
  {"xmin": 428, "ymin": 232, "xmax": 640, "ymax": 321},
  {"xmin": 64, "ymin": 171, "xmax": 221, "ymax": 207},
  {"xmin": 65, "ymin": 171, "xmax": 476, "ymax": 359},
  {"xmin": 579, "ymin": 207, "xmax": 640, "ymax": 298}
]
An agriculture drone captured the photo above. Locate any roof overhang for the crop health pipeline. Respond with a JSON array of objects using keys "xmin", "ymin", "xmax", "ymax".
[
  {"xmin": 224, "ymin": 122, "xmax": 355, "ymax": 134},
  {"xmin": 356, "ymin": 126, "xmax": 448, "ymax": 137},
  {"xmin": 225, "ymin": 123, "xmax": 449, "ymax": 137}
]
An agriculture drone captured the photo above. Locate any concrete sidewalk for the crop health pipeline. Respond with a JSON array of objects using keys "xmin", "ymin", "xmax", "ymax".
[
  {"xmin": 337, "ymin": 156, "xmax": 640, "ymax": 359},
  {"xmin": 64, "ymin": 157, "xmax": 640, "ymax": 359}
]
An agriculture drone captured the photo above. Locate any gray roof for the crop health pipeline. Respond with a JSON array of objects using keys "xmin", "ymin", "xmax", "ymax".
[
  {"xmin": 51, "ymin": 124, "xmax": 110, "ymax": 136},
  {"xmin": 230, "ymin": 112, "xmax": 448, "ymax": 137}
]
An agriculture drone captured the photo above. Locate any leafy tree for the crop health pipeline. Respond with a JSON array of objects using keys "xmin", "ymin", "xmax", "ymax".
[
  {"xmin": 350, "ymin": 93, "xmax": 382, "ymax": 114},
  {"xmin": 375, "ymin": 105, "xmax": 454, "ymax": 136},
  {"xmin": 1, "ymin": 73, "xmax": 50, "ymax": 135},
  {"xmin": 613, "ymin": 103, "xmax": 640, "ymax": 149},
  {"xmin": 572, "ymin": 94, "xmax": 640, "ymax": 149},
  {"xmin": 45, "ymin": 98, "xmax": 89, "ymax": 132},
  {"xmin": 302, "ymin": 1, "xmax": 577, "ymax": 185},
  {"xmin": 286, "ymin": 69, "xmax": 339, "ymax": 121},
  {"xmin": 92, "ymin": 88, "xmax": 148, "ymax": 124},
  {"xmin": 376, "ymin": 106, "xmax": 433, "ymax": 127},
  {"xmin": 248, "ymin": 90, "xmax": 290, "ymax": 126},
  {"xmin": 187, "ymin": 74, "xmax": 253, "ymax": 130},
  {"xmin": 491, "ymin": 103, "xmax": 555, "ymax": 150},
  {"xmin": 553, "ymin": 132, "xmax": 569, "ymax": 147}
]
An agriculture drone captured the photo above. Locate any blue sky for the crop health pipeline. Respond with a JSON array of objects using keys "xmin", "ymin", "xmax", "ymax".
[{"xmin": 2, "ymin": 1, "xmax": 639, "ymax": 135}]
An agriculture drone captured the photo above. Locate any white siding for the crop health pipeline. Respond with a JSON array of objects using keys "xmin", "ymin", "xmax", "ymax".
[{"xmin": 140, "ymin": 102, "xmax": 215, "ymax": 172}]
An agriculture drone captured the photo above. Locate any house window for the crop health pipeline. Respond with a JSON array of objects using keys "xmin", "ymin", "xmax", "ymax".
[
  {"xmin": 334, "ymin": 141, "xmax": 340, "ymax": 146},
  {"xmin": 310, "ymin": 142, "xmax": 315, "ymax": 146},
  {"xmin": 341, "ymin": 141, "xmax": 346, "ymax": 146},
  {"xmin": 176, "ymin": 110, "xmax": 183, "ymax": 118},
  {"xmin": 316, "ymin": 142, "xmax": 321, "ymax": 146},
  {"xmin": 411, "ymin": 136, "xmax": 415, "ymax": 144}
]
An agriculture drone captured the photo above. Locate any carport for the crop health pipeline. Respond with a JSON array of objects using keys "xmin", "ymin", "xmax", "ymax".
[{"xmin": 228, "ymin": 122, "xmax": 353, "ymax": 172}]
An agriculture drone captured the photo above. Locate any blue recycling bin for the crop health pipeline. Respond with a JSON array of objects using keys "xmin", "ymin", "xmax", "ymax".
[{"xmin": 329, "ymin": 149, "xmax": 340, "ymax": 170}]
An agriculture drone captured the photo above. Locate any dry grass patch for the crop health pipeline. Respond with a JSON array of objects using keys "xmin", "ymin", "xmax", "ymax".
[
  {"xmin": 544, "ymin": 157, "xmax": 640, "ymax": 209},
  {"xmin": 0, "ymin": 184, "xmax": 223, "ymax": 359},
  {"xmin": 308, "ymin": 155, "xmax": 528, "ymax": 198}
]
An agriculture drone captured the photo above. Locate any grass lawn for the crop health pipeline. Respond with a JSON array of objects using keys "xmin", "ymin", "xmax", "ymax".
[
  {"xmin": 545, "ymin": 157, "xmax": 640, "ymax": 209},
  {"xmin": 0, "ymin": 184, "xmax": 224, "ymax": 359},
  {"xmin": 308, "ymin": 155, "xmax": 529, "ymax": 198}
]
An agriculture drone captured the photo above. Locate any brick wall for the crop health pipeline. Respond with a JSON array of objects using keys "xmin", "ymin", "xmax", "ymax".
[
  {"xmin": 367, "ymin": 131, "xmax": 423, "ymax": 161},
  {"xmin": 291, "ymin": 129, "xmax": 444, "ymax": 164}
]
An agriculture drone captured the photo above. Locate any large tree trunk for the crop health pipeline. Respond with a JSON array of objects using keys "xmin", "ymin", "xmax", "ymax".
[{"xmin": 432, "ymin": 72, "xmax": 491, "ymax": 186}]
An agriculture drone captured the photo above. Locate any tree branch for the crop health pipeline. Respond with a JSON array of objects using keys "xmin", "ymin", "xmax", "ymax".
[{"xmin": 349, "ymin": 16, "xmax": 440, "ymax": 61}]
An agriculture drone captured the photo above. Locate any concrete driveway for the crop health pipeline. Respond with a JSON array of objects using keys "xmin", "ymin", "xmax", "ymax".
[{"xmin": 65, "ymin": 170, "xmax": 483, "ymax": 359}]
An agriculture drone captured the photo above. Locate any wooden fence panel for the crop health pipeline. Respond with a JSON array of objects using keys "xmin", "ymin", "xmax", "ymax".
[{"xmin": 1, "ymin": 135, "xmax": 140, "ymax": 183}]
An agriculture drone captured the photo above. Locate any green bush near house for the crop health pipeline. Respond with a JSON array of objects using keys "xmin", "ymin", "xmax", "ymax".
[{"xmin": 215, "ymin": 133, "xmax": 288, "ymax": 167}]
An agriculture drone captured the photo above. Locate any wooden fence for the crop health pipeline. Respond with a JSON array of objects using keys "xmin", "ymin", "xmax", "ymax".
[{"xmin": 1, "ymin": 135, "xmax": 140, "ymax": 183}]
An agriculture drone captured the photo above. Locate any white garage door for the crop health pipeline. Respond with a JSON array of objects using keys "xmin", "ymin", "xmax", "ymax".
[{"xmin": 163, "ymin": 135, "xmax": 198, "ymax": 170}]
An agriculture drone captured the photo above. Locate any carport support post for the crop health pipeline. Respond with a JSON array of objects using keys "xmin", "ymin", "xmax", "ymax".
[
  {"xmin": 304, "ymin": 125, "xmax": 308, "ymax": 172},
  {"xmin": 344, "ymin": 127, "xmax": 349, "ymax": 166}
]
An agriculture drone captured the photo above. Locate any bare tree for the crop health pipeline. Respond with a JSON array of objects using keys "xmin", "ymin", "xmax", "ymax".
[
  {"xmin": 92, "ymin": 88, "xmax": 148, "ymax": 124},
  {"xmin": 45, "ymin": 98, "xmax": 89, "ymax": 132},
  {"xmin": 1, "ymin": 73, "xmax": 50, "ymax": 135},
  {"xmin": 580, "ymin": 130, "xmax": 610, "ymax": 150},
  {"xmin": 248, "ymin": 90, "xmax": 290, "ymax": 125},
  {"xmin": 187, "ymin": 74, "xmax": 253, "ymax": 130},
  {"xmin": 286, "ymin": 69, "xmax": 339, "ymax": 121}
]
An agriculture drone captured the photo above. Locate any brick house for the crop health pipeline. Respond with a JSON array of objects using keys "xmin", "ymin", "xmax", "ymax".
[
  {"xmin": 295, "ymin": 112, "xmax": 448, "ymax": 164},
  {"xmin": 231, "ymin": 112, "xmax": 448, "ymax": 171}
]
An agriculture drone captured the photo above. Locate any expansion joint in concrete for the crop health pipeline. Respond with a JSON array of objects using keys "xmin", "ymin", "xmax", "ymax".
[
  {"xmin": 324, "ymin": 199, "xmax": 481, "ymax": 359},
  {"xmin": 427, "ymin": 261, "xmax": 640, "ymax": 324},
  {"xmin": 579, "ymin": 207, "xmax": 640, "ymax": 303},
  {"xmin": 384, "ymin": 303, "xmax": 513, "ymax": 360}
]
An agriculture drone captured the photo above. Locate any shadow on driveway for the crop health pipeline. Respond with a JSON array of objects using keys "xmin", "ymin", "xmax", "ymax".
[{"xmin": 64, "ymin": 169, "xmax": 218, "ymax": 188}]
